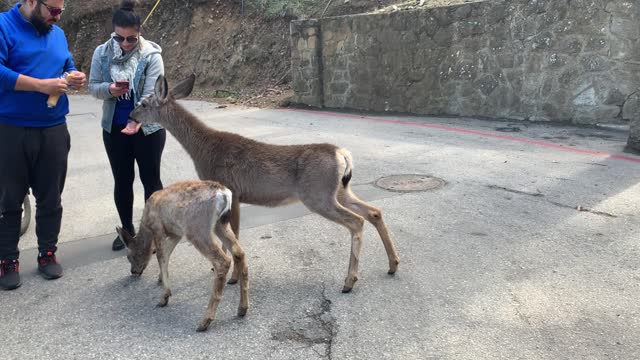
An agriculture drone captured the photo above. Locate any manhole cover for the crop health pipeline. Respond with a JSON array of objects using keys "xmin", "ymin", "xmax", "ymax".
[{"xmin": 374, "ymin": 174, "xmax": 445, "ymax": 192}]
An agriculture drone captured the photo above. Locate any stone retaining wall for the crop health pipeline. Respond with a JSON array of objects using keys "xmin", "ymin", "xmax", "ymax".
[{"xmin": 291, "ymin": 0, "xmax": 640, "ymax": 126}]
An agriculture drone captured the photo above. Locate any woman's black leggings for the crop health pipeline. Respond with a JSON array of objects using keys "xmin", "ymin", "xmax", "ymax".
[{"xmin": 102, "ymin": 124, "xmax": 166, "ymax": 232}]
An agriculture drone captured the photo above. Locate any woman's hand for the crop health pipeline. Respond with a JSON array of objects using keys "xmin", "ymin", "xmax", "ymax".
[
  {"xmin": 109, "ymin": 82, "xmax": 130, "ymax": 97},
  {"xmin": 121, "ymin": 120, "xmax": 141, "ymax": 135}
]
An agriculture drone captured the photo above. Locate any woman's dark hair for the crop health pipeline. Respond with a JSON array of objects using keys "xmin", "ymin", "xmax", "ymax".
[{"xmin": 113, "ymin": 0, "xmax": 141, "ymax": 30}]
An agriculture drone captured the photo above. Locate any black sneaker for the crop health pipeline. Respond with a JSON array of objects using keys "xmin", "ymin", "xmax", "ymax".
[
  {"xmin": 0, "ymin": 259, "xmax": 21, "ymax": 290},
  {"xmin": 112, "ymin": 235, "xmax": 126, "ymax": 251},
  {"xmin": 37, "ymin": 251, "xmax": 63, "ymax": 280},
  {"xmin": 113, "ymin": 228, "xmax": 134, "ymax": 251}
]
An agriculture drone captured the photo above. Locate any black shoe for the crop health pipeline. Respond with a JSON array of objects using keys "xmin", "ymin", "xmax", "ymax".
[
  {"xmin": 113, "ymin": 227, "xmax": 134, "ymax": 251},
  {"xmin": 37, "ymin": 251, "xmax": 63, "ymax": 280},
  {"xmin": 112, "ymin": 235, "xmax": 126, "ymax": 251},
  {"xmin": 0, "ymin": 259, "xmax": 21, "ymax": 290}
]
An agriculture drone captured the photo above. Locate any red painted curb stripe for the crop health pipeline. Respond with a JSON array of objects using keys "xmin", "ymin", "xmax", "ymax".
[{"xmin": 279, "ymin": 108, "xmax": 640, "ymax": 164}]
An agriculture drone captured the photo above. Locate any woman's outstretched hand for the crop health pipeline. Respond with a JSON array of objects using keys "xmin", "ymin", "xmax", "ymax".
[{"xmin": 121, "ymin": 120, "xmax": 141, "ymax": 135}]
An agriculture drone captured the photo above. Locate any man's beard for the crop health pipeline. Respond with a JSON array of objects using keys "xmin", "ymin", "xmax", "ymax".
[{"xmin": 29, "ymin": 9, "xmax": 53, "ymax": 35}]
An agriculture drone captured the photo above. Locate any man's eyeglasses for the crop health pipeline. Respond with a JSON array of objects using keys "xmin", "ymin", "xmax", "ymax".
[
  {"xmin": 37, "ymin": 0, "xmax": 64, "ymax": 17},
  {"xmin": 112, "ymin": 34, "xmax": 139, "ymax": 44}
]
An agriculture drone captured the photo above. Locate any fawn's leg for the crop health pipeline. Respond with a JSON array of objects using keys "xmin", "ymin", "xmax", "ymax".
[
  {"xmin": 157, "ymin": 234, "xmax": 180, "ymax": 285},
  {"xmin": 215, "ymin": 221, "xmax": 249, "ymax": 317},
  {"xmin": 227, "ymin": 194, "xmax": 241, "ymax": 284},
  {"xmin": 338, "ymin": 187, "xmax": 400, "ymax": 274},
  {"xmin": 156, "ymin": 234, "xmax": 180, "ymax": 307},
  {"xmin": 188, "ymin": 229, "xmax": 231, "ymax": 332},
  {"xmin": 301, "ymin": 197, "xmax": 365, "ymax": 293}
]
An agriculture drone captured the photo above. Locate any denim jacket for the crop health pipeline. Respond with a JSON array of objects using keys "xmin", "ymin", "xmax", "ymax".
[{"xmin": 88, "ymin": 38, "xmax": 164, "ymax": 135}]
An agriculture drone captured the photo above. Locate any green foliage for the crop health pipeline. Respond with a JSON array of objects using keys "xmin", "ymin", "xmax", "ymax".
[{"xmin": 212, "ymin": 89, "xmax": 238, "ymax": 98}]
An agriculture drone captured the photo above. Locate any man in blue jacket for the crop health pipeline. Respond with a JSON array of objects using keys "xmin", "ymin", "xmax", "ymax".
[{"xmin": 0, "ymin": 0, "xmax": 86, "ymax": 290}]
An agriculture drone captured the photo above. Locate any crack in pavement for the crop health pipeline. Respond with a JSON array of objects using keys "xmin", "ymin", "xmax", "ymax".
[
  {"xmin": 317, "ymin": 285, "xmax": 336, "ymax": 360},
  {"xmin": 548, "ymin": 201, "xmax": 617, "ymax": 218},
  {"xmin": 270, "ymin": 283, "xmax": 337, "ymax": 359},
  {"xmin": 487, "ymin": 185, "xmax": 617, "ymax": 218},
  {"xmin": 487, "ymin": 184, "xmax": 543, "ymax": 197},
  {"xmin": 509, "ymin": 290, "xmax": 532, "ymax": 326}
]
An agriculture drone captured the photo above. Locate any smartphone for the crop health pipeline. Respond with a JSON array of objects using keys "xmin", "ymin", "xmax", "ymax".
[{"xmin": 115, "ymin": 81, "xmax": 129, "ymax": 88}]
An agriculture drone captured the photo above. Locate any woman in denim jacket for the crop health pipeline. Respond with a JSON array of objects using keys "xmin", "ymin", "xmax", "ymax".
[{"xmin": 88, "ymin": 0, "xmax": 165, "ymax": 251}]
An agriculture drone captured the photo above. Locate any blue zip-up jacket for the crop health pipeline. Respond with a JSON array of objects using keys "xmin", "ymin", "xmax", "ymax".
[{"xmin": 0, "ymin": 3, "xmax": 76, "ymax": 127}]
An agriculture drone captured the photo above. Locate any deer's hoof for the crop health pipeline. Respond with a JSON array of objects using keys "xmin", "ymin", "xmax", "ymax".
[
  {"xmin": 388, "ymin": 260, "xmax": 399, "ymax": 275},
  {"xmin": 197, "ymin": 319, "xmax": 212, "ymax": 332},
  {"xmin": 237, "ymin": 306, "xmax": 248, "ymax": 317},
  {"xmin": 341, "ymin": 286, "xmax": 353, "ymax": 293},
  {"xmin": 227, "ymin": 278, "xmax": 238, "ymax": 285},
  {"xmin": 156, "ymin": 297, "xmax": 169, "ymax": 308}
]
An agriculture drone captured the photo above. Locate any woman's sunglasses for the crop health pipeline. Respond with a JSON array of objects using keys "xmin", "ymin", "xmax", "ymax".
[
  {"xmin": 113, "ymin": 34, "xmax": 139, "ymax": 44},
  {"xmin": 38, "ymin": 0, "xmax": 64, "ymax": 16}
]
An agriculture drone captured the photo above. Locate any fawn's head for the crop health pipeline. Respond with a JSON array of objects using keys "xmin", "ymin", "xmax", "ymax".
[
  {"xmin": 129, "ymin": 74, "xmax": 196, "ymax": 125},
  {"xmin": 116, "ymin": 226, "xmax": 153, "ymax": 276}
]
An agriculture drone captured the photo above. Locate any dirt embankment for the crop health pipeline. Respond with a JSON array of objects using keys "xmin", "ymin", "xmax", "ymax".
[
  {"xmin": 65, "ymin": 0, "xmax": 395, "ymax": 106},
  {"xmin": 0, "ymin": 0, "xmax": 410, "ymax": 106},
  {"xmin": 59, "ymin": 0, "xmax": 295, "ymax": 106}
]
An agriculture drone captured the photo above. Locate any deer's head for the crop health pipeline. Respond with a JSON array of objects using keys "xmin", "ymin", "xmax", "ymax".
[
  {"xmin": 129, "ymin": 74, "xmax": 196, "ymax": 125},
  {"xmin": 116, "ymin": 226, "xmax": 153, "ymax": 276}
]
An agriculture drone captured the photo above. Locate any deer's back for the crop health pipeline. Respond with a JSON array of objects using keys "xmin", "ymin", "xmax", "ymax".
[
  {"xmin": 196, "ymin": 131, "xmax": 348, "ymax": 204},
  {"xmin": 143, "ymin": 180, "xmax": 232, "ymax": 234}
]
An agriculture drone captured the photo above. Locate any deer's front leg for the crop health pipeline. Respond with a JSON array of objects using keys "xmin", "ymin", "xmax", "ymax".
[
  {"xmin": 157, "ymin": 253, "xmax": 172, "ymax": 307},
  {"xmin": 155, "ymin": 237, "xmax": 179, "ymax": 307}
]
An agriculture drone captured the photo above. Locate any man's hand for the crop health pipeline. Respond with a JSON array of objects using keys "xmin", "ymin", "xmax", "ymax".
[
  {"xmin": 40, "ymin": 78, "xmax": 68, "ymax": 96},
  {"xmin": 68, "ymin": 71, "xmax": 86, "ymax": 90}
]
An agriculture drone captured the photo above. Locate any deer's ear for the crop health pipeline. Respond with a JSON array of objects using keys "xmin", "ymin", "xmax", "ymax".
[
  {"xmin": 116, "ymin": 226, "xmax": 134, "ymax": 247},
  {"xmin": 169, "ymin": 73, "xmax": 195, "ymax": 100},
  {"xmin": 154, "ymin": 75, "xmax": 169, "ymax": 102}
]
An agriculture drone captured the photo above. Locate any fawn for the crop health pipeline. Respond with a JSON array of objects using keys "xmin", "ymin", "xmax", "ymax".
[{"xmin": 117, "ymin": 180, "xmax": 249, "ymax": 332}]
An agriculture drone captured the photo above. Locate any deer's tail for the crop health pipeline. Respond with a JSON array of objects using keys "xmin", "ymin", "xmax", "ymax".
[
  {"xmin": 337, "ymin": 148, "xmax": 353, "ymax": 188},
  {"xmin": 216, "ymin": 187, "xmax": 233, "ymax": 224}
]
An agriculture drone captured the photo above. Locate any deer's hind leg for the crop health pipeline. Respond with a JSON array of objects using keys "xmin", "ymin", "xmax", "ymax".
[
  {"xmin": 187, "ymin": 226, "xmax": 232, "ymax": 332},
  {"xmin": 337, "ymin": 186, "xmax": 400, "ymax": 275},
  {"xmin": 215, "ymin": 220, "xmax": 249, "ymax": 317},
  {"xmin": 227, "ymin": 194, "xmax": 241, "ymax": 285},
  {"xmin": 301, "ymin": 196, "xmax": 365, "ymax": 293}
]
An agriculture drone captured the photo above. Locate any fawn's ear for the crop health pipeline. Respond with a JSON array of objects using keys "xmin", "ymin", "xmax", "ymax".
[
  {"xmin": 169, "ymin": 73, "xmax": 195, "ymax": 100},
  {"xmin": 154, "ymin": 75, "xmax": 169, "ymax": 102},
  {"xmin": 115, "ymin": 227, "xmax": 133, "ymax": 247}
]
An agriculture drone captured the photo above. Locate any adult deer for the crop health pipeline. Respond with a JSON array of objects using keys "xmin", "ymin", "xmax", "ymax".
[{"xmin": 128, "ymin": 74, "xmax": 400, "ymax": 293}]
